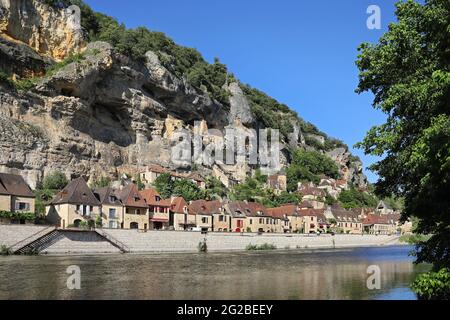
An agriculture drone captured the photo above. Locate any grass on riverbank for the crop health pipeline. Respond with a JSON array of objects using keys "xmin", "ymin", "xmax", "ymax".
[
  {"xmin": 0, "ymin": 245, "xmax": 13, "ymax": 256},
  {"xmin": 246, "ymin": 243, "xmax": 277, "ymax": 251},
  {"xmin": 399, "ymin": 233, "xmax": 432, "ymax": 244}
]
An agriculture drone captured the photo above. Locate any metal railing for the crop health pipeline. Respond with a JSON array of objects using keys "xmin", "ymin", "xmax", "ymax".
[{"xmin": 95, "ymin": 229, "xmax": 130, "ymax": 253}]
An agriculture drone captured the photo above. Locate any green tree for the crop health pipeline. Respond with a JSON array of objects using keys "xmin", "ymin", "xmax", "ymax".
[
  {"xmin": 204, "ymin": 176, "xmax": 228, "ymax": 200},
  {"xmin": 173, "ymin": 179, "xmax": 204, "ymax": 202},
  {"xmin": 355, "ymin": 0, "xmax": 449, "ymax": 299},
  {"xmin": 42, "ymin": 171, "xmax": 68, "ymax": 190},
  {"xmin": 152, "ymin": 173, "xmax": 173, "ymax": 199},
  {"xmin": 338, "ymin": 188, "xmax": 378, "ymax": 209},
  {"xmin": 272, "ymin": 192, "xmax": 302, "ymax": 207},
  {"xmin": 286, "ymin": 149, "xmax": 340, "ymax": 191}
]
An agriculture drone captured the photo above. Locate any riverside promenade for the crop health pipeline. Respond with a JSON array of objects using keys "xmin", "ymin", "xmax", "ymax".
[{"xmin": 0, "ymin": 225, "xmax": 402, "ymax": 255}]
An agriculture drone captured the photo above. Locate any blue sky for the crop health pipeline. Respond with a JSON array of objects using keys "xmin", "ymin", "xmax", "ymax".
[{"xmin": 84, "ymin": 0, "xmax": 400, "ymax": 183}]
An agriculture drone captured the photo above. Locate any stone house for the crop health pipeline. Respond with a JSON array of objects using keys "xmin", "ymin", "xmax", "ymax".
[
  {"xmin": 224, "ymin": 201, "xmax": 248, "ymax": 233},
  {"xmin": 376, "ymin": 200, "xmax": 395, "ymax": 215},
  {"xmin": 188, "ymin": 200, "xmax": 214, "ymax": 232},
  {"xmin": 93, "ymin": 187, "xmax": 123, "ymax": 229},
  {"xmin": 115, "ymin": 184, "xmax": 149, "ymax": 230},
  {"xmin": 267, "ymin": 174, "xmax": 287, "ymax": 195},
  {"xmin": 140, "ymin": 188, "xmax": 171, "ymax": 230},
  {"xmin": 298, "ymin": 208, "xmax": 320, "ymax": 234},
  {"xmin": 140, "ymin": 164, "xmax": 168, "ymax": 186},
  {"xmin": 0, "ymin": 173, "xmax": 35, "ymax": 224},
  {"xmin": 46, "ymin": 177, "xmax": 101, "ymax": 229},
  {"xmin": 246, "ymin": 202, "xmax": 282, "ymax": 233},
  {"xmin": 168, "ymin": 197, "xmax": 194, "ymax": 231},
  {"xmin": 362, "ymin": 214, "xmax": 397, "ymax": 235},
  {"xmin": 266, "ymin": 206, "xmax": 291, "ymax": 233}
]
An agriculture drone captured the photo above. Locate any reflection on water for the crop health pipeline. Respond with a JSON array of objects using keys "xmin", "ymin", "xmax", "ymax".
[{"xmin": 0, "ymin": 246, "xmax": 429, "ymax": 300}]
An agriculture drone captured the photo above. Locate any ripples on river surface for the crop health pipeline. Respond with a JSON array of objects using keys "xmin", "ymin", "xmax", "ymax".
[{"xmin": 0, "ymin": 245, "xmax": 429, "ymax": 300}]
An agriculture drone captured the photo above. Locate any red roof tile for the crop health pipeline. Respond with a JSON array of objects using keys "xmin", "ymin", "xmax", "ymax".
[{"xmin": 116, "ymin": 184, "xmax": 148, "ymax": 208}]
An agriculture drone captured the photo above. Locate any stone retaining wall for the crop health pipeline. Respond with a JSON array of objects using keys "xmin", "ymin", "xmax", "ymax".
[{"xmin": 0, "ymin": 225, "xmax": 402, "ymax": 255}]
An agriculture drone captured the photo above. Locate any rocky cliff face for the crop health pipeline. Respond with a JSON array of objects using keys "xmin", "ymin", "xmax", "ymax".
[
  {"xmin": 0, "ymin": 0, "xmax": 368, "ymax": 190},
  {"xmin": 0, "ymin": 0, "xmax": 85, "ymax": 61}
]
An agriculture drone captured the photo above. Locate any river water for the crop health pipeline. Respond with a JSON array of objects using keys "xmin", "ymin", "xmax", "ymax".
[{"xmin": 0, "ymin": 245, "xmax": 428, "ymax": 300}]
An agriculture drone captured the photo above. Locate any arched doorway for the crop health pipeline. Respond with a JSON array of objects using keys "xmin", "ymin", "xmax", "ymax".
[
  {"xmin": 130, "ymin": 222, "xmax": 139, "ymax": 229},
  {"xmin": 73, "ymin": 219, "xmax": 82, "ymax": 228}
]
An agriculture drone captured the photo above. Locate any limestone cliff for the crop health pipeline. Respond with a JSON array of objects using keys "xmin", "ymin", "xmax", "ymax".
[{"xmin": 0, "ymin": 0, "xmax": 368, "ymax": 190}]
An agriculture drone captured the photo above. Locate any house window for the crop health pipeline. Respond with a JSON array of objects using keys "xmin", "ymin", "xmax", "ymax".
[
  {"xmin": 76, "ymin": 205, "xmax": 81, "ymax": 212},
  {"xmin": 202, "ymin": 217, "xmax": 208, "ymax": 224},
  {"xmin": 109, "ymin": 208, "xmax": 117, "ymax": 219},
  {"xmin": 249, "ymin": 219, "xmax": 253, "ymax": 225},
  {"xmin": 109, "ymin": 196, "xmax": 116, "ymax": 203},
  {"xmin": 259, "ymin": 218, "xmax": 263, "ymax": 224},
  {"xmin": 126, "ymin": 208, "xmax": 130, "ymax": 214},
  {"xmin": 16, "ymin": 202, "xmax": 30, "ymax": 211}
]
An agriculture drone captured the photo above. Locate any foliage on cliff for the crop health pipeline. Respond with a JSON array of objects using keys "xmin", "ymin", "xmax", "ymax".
[
  {"xmin": 355, "ymin": 0, "xmax": 450, "ymax": 299},
  {"xmin": 286, "ymin": 149, "xmax": 340, "ymax": 191},
  {"xmin": 338, "ymin": 188, "xmax": 378, "ymax": 209}
]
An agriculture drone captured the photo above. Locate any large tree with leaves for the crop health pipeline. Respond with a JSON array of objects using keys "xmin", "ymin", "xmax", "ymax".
[{"xmin": 355, "ymin": 0, "xmax": 449, "ymax": 299}]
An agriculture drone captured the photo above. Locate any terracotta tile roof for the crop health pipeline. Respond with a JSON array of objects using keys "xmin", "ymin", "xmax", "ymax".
[
  {"xmin": 0, "ymin": 173, "xmax": 34, "ymax": 197},
  {"xmin": 225, "ymin": 201, "xmax": 267, "ymax": 217},
  {"xmin": 186, "ymin": 172, "xmax": 205, "ymax": 182},
  {"xmin": 188, "ymin": 200, "xmax": 223, "ymax": 215},
  {"xmin": 93, "ymin": 187, "xmax": 122, "ymax": 206},
  {"xmin": 298, "ymin": 186, "xmax": 326, "ymax": 197},
  {"xmin": 299, "ymin": 208, "xmax": 325, "ymax": 218},
  {"xmin": 267, "ymin": 204, "xmax": 297, "ymax": 218},
  {"xmin": 298, "ymin": 201, "xmax": 314, "ymax": 209},
  {"xmin": 50, "ymin": 177, "xmax": 100, "ymax": 206},
  {"xmin": 140, "ymin": 188, "xmax": 169, "ymax": 206},
  {"xmin": 266, "ymin": 205, "xmax": 295, "ymax": 219},
  {"xmin": 315, "ymin": 212, "xmax": 329, "ymax": 224},
  {"xmin": 142, "ymin": 164, "xmax": 168, "ymax": 174},
  {"xmin": 170, "ymin": 197, "xmax": 188, "ymax": 214},
  {"xmin": 116, "ymin": 184, "xmax": 148, "ymax": 208},
  {"xmin": 362, "ymin": 214, "xmax": 391, "ymax": 225}
]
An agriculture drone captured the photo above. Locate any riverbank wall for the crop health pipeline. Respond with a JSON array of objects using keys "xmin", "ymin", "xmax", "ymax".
[{"xmin": 0, "ymin": 225, "xmax": 403, "ymax": 255}]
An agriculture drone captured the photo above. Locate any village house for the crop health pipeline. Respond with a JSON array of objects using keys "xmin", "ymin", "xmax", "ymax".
[
  {"xmin": 93, "ymin": 187, "xmax": 123, "ymax": 229},
  {"xmin": 316, "ymin": 212, "xmax": 331, "ymax": 233},
  {"xmin": 115, "ymin": 184, "xmax": 149, "ymax": 230},
  {"xmin": 376, "ymin": 200, "xmax": 396, "ymax": 215},
  {"xmin": 188, "ymin": 200, "xmax": 228, "ymax": 232},
  {"xmin": 298, "ymin": 183, "xmax": 327, "ymax": 209},
  {"xmin": 333, "ymin": 210, "xmax": 363, "ymax": 235},
  {"xmin": 266, "ymin": 206, "xmax": 291, "ymax": 233},
  {"xmin": 0, "ymin": 173, "xmax": 36, "ymax": 224},
  {"xmin": 188, "ymin": 200, "xmax": 214, "ymax": 232},
  {"xmin": 46, "ymin": 177, "xmax": 101, "ymax": 228},
  {"xmin": 266, "ymin": 174, "xmax": 287, "ymax": 195},
  {"xmin": 246, "ymin": 202, "xmax": 282, "ymax": 233},
  {"xmin": 362, "ymin": 214, "xmax": 396, "ymax": 235},
  {"xmin": 139, "ymin": 164, "xmax": 168, "ymax": 186},
  {"xmin": 140, "ymin": 188, "xmax": 171, "ymax": 230},
  {"xmin": 168, "ymin": 197, "xmax": 194, "ymax": 231},
  {"xmin": 223, "ymin": 201, "xmax": 248, "ymax": 233}
]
